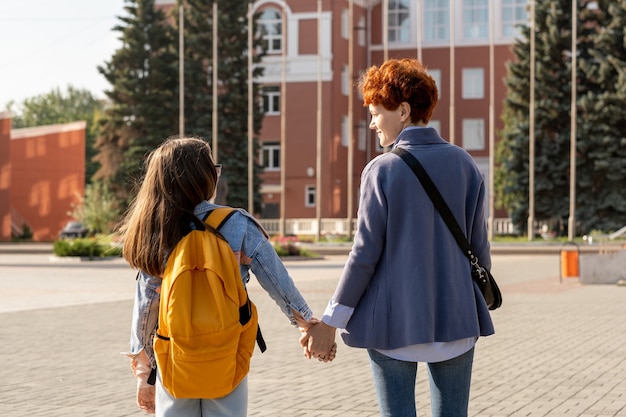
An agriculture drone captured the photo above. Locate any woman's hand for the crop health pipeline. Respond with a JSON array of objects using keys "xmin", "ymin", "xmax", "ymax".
[{"xmin": 300, "ymin": 321, "xmax": 337, "ymax": 362}]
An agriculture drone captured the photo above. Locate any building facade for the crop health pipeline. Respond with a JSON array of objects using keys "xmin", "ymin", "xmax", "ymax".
[
  {"xmin": 252, "ymin": 0, "xmax": 524, "ymax": 222},
  {"xmin": 0, "ymin": 113, "xmax": 86, "ymax": 241},
  {"xmin": 157, "ymin": 0, "xmax": 526, "ymax": 228}
]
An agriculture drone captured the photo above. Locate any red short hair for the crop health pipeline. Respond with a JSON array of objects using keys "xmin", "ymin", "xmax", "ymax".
[{"xmin": 359, "ymin": 58, "xmax": 438, "ymax": 124}]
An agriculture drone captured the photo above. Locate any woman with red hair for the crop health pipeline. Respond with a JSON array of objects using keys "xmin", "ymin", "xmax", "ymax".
[{"xmin": 302, "ymin": 58, "xmax": 495, "ymax": 417}]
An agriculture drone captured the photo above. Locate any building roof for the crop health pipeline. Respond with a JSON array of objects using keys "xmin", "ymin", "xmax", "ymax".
[{"xmin": 11, "ymin": 121, "xmax": 87, "ymax": 140}]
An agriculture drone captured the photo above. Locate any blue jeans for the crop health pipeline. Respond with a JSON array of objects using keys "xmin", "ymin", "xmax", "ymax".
[{"xmin": 368, "ymin": 347, "xmax": 474, "ymax": 417}]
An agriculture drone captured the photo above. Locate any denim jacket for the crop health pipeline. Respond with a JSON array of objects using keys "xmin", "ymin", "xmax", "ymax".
[{"xmin": 127, "ymin": 201, "xmax": 313, "ymax": 367}]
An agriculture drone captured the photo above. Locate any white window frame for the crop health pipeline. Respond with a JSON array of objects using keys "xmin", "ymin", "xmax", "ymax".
[
  {"xmin": 463, "ymin": 0, "xmax": 489, "ymax": 40},
  {"xmin": 259, "ymin": 8, "xmax": 282, "ymax": 54},
  {"xmin": 261, "ymin": 142, "xmax": 281, "ymax": 171},
  {"xmin": 305, "ymin": 185, "xmax": 316, "ymax": 208},
  {"xmin": 342, "ymin": 9, "xmax": 349, "ymax": 39},
  {"xmin": 462, "ymin": 119, "xmax": 485, "ymax": 150},
  {"xmin": 429, "ymin": 120, "xmax": 441, "ymax": 133},
  {"xmin": 501, "ymin": 0, "xmax": 527, "ymax": 39},
  {"xmin": 341, "ymin": 115, "xmax": 348, "ymax": 147},
  {"xmin": 358, "ymin": 120, "xmax": 367, "ymax": 151},
  {"xmin": 262, "ymin": 86, "xmax": 280, "ymax": 115},
  {"xmin": 462, "ymin": 68, "xmax": 484, "ymax": 99},
  {"xmin": 388, "ymin": 0, "xmax": 411, "ymax": 43},
  {"xmin": 358, "ymin": 16, "xmax": 366, "ymax": 46},
  {"xmin": 429, "ymin": 69, "xmax": 442, "ymax": 98},
  {"xmin": 341, "ymin": 65, "xmax": 350, "ymax": 96},
  {"xmin": 424, "ymin": 0, "xmax": 449, "ymax": 42}
]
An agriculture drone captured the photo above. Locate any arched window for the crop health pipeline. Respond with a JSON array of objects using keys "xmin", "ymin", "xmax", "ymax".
[{"xmin": 258, "ymin": 8, "xmax": 282, "ymax": 53}]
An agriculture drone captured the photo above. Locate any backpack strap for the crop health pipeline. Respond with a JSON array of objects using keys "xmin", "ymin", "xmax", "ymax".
[
  {"xmin": 204, "ymin": 207, "xmax": 267, "ymax": 353},
  {"xmin": 203, "ymin": 207, "xmax": 237, "ymax": 230}
]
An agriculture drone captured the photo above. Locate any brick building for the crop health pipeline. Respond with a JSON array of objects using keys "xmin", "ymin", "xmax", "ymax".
[
  {"xmin": 0, "ymin": 112, "xmax": 86, "ymax": 241},
  {"xmin": 156, "ymin": 0, "xmax": 523, "ymax": 225}
]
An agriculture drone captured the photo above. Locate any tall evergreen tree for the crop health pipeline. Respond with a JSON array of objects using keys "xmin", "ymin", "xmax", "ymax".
[
  {"xmin": 180, "ymin": 0, "xmax": 265, "ymax": 213},
  {"xmin": 497, "ymin": 0, "xmax": 579, "ymax": 235},
  {"xmin": 94, "ymin": 0, "xmax": 179, "ymax": 202},
  {"xmin": 577, "ymin": 0, "xmax": 626, "ymax": 232}
]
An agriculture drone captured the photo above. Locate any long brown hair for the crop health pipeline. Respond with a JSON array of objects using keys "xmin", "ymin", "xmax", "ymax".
[{"xmin": 121, "ymin": 137, "xmax": 219, "ymax": 276}]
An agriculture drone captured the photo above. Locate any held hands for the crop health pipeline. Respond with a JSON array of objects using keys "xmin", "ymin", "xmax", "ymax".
[{"xmin": 299, "ymin": 320, "xmax": 337, "ymax": 363}]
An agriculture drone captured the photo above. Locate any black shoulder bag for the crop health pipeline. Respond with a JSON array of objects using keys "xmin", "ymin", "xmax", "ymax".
[{"xmin": 392, "ymin": 147, "xmax": 502, "ymax": 310}]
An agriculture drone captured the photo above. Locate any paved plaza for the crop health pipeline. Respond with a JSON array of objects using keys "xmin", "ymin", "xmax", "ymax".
[{"xmin": 1, "ymin": 248, "xmax": 625, "ymax": 416}]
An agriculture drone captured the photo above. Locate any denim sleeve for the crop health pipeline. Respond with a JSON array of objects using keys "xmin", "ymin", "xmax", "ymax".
[
  {"xmin": 127, "ymin": 271, "xmax": 160, "ymax": 367},
  {"xmin": 248, "ymin": 235, "xmax": 313, "ymax": 326}
]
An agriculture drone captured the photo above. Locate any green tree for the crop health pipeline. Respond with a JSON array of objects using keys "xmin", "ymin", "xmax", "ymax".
[
  {"xmin": 577, "ymin": 0, "xmax": 626, "ymax": 232},
  {"xmin": 94, "ymin": 0, "xmax": 179, "ymax": 203},
  {"xmin": 498, "ymin": 0, "xmax": 583, "ymax": 236},
  {"xmin": 495, "ymin": 0, "xmax": 624, "ymax": 234},
  {"xmin": 68, "ymin": 182, "xmax": 122, "ymax": 235},
  {"xmin": 179, "ymin": 0, "xmax": 265, "ymax": 213},
  {"xmin": 5, "ymin": 86, "xmax": 104, "ymax": 183}
]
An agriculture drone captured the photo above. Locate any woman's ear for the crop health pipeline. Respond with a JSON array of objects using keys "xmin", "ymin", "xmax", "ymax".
[{"xmin": 399, "ymin": 102, "xmax": 411, "ymax": 122}]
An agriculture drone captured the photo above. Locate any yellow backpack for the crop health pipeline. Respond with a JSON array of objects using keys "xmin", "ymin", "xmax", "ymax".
[{"xmin": 154, "ymin": 208, "xmax": 265, "ymax": 399}]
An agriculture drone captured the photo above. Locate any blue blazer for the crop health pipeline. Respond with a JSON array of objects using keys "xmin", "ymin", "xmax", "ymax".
[{"xmin": 334, "ymin": 127, "xmax": 495, "ymax": 350}]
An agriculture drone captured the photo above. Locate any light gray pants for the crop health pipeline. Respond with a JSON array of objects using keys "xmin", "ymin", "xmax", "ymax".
[{"xmin": 156, "ymin": 373, "xmax": 248, "ymax": 417}]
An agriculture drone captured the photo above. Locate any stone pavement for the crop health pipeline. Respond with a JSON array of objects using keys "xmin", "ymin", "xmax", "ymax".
[{"xmin": 1, "ymin": 250, "xmax": 625, "ymax": 417}]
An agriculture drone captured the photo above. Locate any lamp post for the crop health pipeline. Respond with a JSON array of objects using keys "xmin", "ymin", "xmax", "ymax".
[
  {"xmin": 528, "ymin": 0, "xmax": 536, "ymax": 241},
  {"xmin": 178, "ymin": 5, "xmax": 184, "ymax": 138},
  {"xmin": 315, "ymin": 0, "xmax": 322, "ymax": 241},
  {"xmin": 488, "ymin": 0, "xmax": 495, "ymax": 240},
  {"xmin": 247, "ymin": 2, "xmax": 253, "ymax": 214},
  {"xmin": 416, "ymin": 0, "xmax": 422, "ymax": 62},
  {"xmin": 212, "ymin": 2, "xmax": 218, "ymax": 163},
  {"xmin": 347, "ymin": 0, "xmax": 354, "ymax": 239},
  {"xmin": 279, "ymin": 7, "xmax": 287, "ymax": 237},
  {"xmin": 568, "ymin": 0, "xmax": 578, "ymax": 240},
  {"xmin": 449, "ymin": 0, "xmax": 455, "ymax": 144},
  {"xmin": 382, "ymin": 0, "xmax": 388, "ymax": 60}
]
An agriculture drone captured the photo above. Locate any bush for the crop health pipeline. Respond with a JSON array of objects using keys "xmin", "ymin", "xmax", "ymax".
[
  {"xmin": 273, "ymin": 242, "xmax": 302, "ymax": 256},
  {"xmin": 12, "ymin": 223, "xmax": 33, "ymax": 242},
  {"xmin": 53, "ymin": 236, "xmax": 123, "ymax": 258},
  {"xmin": 271, "ymin": 235, "xmax": 317, "ymax": 258}
]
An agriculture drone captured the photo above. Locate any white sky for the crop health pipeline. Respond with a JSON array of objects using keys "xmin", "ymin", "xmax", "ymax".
[{"xmin": 0, "ymin": 0, "xmax": 126, "ymax": 108}]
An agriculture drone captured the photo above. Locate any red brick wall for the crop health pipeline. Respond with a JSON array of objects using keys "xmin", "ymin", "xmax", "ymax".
[
  {"xmin": 0, "ymin": 113, "xmax": 11, "ymax": 241},
  {"xmin": 10, "ymin": 122, "xmax": 85, "ymax": 241}
]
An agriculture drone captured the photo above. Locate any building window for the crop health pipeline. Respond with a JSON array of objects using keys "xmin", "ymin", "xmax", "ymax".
[
  {"xmin": 462, "ymin": 68, "xmax": 484, "ymax": 99},
  {"xmin": 262, "ymin": 86, "xmax": 280, "ymax": 115},
  {"xmin": 342, "ymin": 9, "xmax": 349, "ymax": 39},
  {"xmin": 388, "ymin": 0, "xmax": 410, "ymax": 43},
  {"xmin": 429, "ymin": 69, "xmax": 442, "ymax": 98},
  {"xmin": 429, "ymin": 120, "xmax": 441, "ymax": 133},
  {"xmin": 259, "ymin": 8, "xmax": 282, "ymax": 54},
  {"xmin": 462, "ymin": 119, "xmax": 485, "ymax": 150},
  {"xmin": 501, "ymin": 0, "xmax": 527, "ymax": 39},
  {"xmin": 305, "ymin": 185, "xmax": 316, "ymax": 207},
  {"xmin": 358, "ymin": 16, "xmax": 366, "ymax": 46},
  {"xmin": 424, "ymin": 0, "xmax": 449, "ymax": 42},
  {"xmin": 341, "ymin": 115, "xmax": 348, "ymax": 147},
  {"xmin": 358, "ymin": 120, "xmax": 367, "ymax": 151},
  {"xmin": 341, "ymin": 65, "xmax": 349, "ymax": 96},
  {"xmin": 463, "ymin": 0, "xmax": 488, "ymax": 40},
  {"xmin": 261, "ymin": 142, "xmax": 280, "ymax": 170}
]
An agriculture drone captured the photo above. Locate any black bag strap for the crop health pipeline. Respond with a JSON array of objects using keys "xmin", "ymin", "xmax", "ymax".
[{"xmin": 391, "ymin": 147, "xmax": 481, "ymax": 267}]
